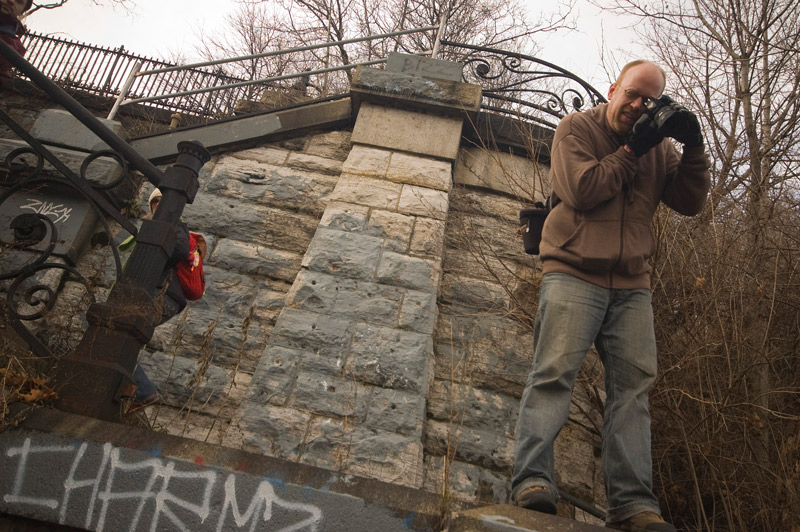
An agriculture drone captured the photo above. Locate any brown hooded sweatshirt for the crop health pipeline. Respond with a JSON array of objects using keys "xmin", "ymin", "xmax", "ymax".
[{"xmin": 540, "ymin": 103, "xmax": 711, "ymax": 289}]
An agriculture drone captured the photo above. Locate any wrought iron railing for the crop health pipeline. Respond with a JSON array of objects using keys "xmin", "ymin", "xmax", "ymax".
[
  {"xmin": 1, "ymin": 38, "xmax": 211, "ymax": 420},
  {"xmin": 440, "ymin": 41, "xmax": 607, "ymax": 130}
]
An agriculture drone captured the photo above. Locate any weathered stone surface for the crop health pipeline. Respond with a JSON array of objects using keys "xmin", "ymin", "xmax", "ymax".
[
  {"xmin": 224, "ymin": 145, "xmax": 290, "ymax": 165},
  {"xmin": 341, "ymin": 145, "xmax": 392, "ymax": 177},
  {"xmin": 291, "ymin": 371, "xmax": 366, "ymax": 419},
  {"xmin": 427, "ymin": 380, "xmax": 518, "ymax": 436},
  {"xmin": 286, "ymin": 270, "xmax": 404, "ymax": 328},
  {"xmin": 138, "ymin": 350, "xmax": 229, "ymax": 404},
  {"xmin": 386, "ymin": 152, "xmax": 452, "ymax": 191},
  {"xmin": 366, "ymin": 209, "xmax": 414, "ymax": 252},
  {"xmin": 248, "ymin": 345, "xmax": 302, "ymax": 406},
  {"xmin": 423, "ymin": 455, "xmax": 511, "ymax": 504},
  {"xmin": 454, "ymin": 146, "xmax": 549, "ymax": 200},
  {"xmin": 433, "ymin": 312, "xmax": 533, "ymax": 395},
  {"xmin": 410, "ymin": 218, "xmax": 446, "ymax": 258},
  {"xmin": 398, "ymin": 184, "xmax": 449, "ymax": 220},
  {"xmin": 268, "ymin": 308, "xmax": 353, "ymax": 358},
  {"xmin": 212, "ymin": 238, "xmax": 302, "ymax": 281},
  {"xmin": 351, "ymin": 103, "xmax": 465, "ymax": 161},
  {"xmin": 182, "ymin": 194, "xmax": 319, "ymax": 253},
  {"xmin": 306, "ymin": 130, "xmax": 352, "ymax": 161},
  {"xmin": 286, "ymin": 151, "xmax": 344, "ymax": 176},
  {"xmin": 341, "ymin": 427, "xmax": 425, "ymax": 488},
  {"xmin": 301, "ymin": 226, "xmax": 383, "ymax": 279},
  {"xmin": 328, "ymin": 175, "xmax": 402, "ymax": 210},
  {"xmin": 237, "ymin": 400, "xmax": 311, "ymax": 458},
  {"xmin": 30, "ymin": 108, "xmax": 127, "ymax": 150},
  {"xmin": 320, "ymin": 201, "xmax": 370, "ymax": 232},
  {"xmin": 376, "ymin": 251, "xmax": 439, "ymax": 291},
  {"xmin": 386, "ymin": 52, "xmax": 463, "ymax": 82},
  {"xmin": 424, "ymin": 419, "xmax": 514, "ymax": 471},
  {"xmin": 347, "ymin": 323, "xmax": 433, "ymax": 393},
  {"xmin": 206, "ymin": 156, "xmax": 337, "ymax": 214},
  {"xmin": 398, "ymin": 290, "xmax": 437, "ymax": 334},
  {"xmin": 364, "ymin": 387, "xmax": 426, "ymax": 436}
]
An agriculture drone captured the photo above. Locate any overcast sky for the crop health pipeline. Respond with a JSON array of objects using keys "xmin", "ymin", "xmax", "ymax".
[{"xmin": 23, "ymin": 0, "xmax": 637, "ymax": 91}]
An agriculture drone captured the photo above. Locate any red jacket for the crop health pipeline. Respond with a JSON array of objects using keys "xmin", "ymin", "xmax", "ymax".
[
  {"xmin": 0, "ymin": 13, "xmax": 26, "ymax": 86},
  {"xmin": 540, "ymin": 103, "xmax": 711, "ymax": 289}
]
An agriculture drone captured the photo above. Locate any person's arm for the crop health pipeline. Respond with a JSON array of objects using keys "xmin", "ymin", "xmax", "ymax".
[
  {"xmin": 661, "ymin": 144, "xmax": 711, "ymax": 216},
  {"xmin": 170, "ymin": 221, "xmax": 190, "ymax": 266},
  {"xmin": 549, "ymin": 114, "xmax": 640, "ymax": 211}
]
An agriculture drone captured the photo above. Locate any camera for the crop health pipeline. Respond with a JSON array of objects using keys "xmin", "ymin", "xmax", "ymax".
[{"xmin": 643, "ymin": 95, "xmax": 700, "ymax": 144}]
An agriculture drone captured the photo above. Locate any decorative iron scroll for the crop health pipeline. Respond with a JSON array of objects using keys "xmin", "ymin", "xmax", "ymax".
[
  {"xmin": 440, "ymin": 41, "xmax": 607, "ymax": 129},
  {"xmin": 0, "ymin": 110, "xmax": 135, "ymax": 359}
]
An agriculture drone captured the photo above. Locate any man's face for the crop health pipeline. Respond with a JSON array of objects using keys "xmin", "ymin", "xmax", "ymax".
[
  {"xmin": 606, "ymin": 63, "xmax": 665, "ymax": 135},
  {"xmin": 0, "ymin": 0, "xmax": 27, "ymax": 17}
]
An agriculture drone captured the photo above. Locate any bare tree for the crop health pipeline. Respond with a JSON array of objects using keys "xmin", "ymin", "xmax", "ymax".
[
  {"xmin": 23, "ymin": 0, "xmax": 129, "ymax": 17},
  {"xmin": 599, "ymin": 1, "xmax": 800, "ymax": 530}
]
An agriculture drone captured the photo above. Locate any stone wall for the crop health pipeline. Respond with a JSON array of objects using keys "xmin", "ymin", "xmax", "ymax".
[{"xmin": 1, "ymin": 60, "xmax": 607, "ymax": 522}]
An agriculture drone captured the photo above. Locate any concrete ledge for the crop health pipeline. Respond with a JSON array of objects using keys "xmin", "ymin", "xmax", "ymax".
[
  {"xmin": 351, "ymin": 66, "xmax": 481, "ymax": 118},
  {"xmin": 449, "ymin": 504, "xmax": 607, "ymax": 531},
  {"xmin": 131, "ymin": 98, "xmax": 353, "ymax": 164},
  {"xmin": 0, "ymin": 408, "xmax": 450, "ymax": 532}
]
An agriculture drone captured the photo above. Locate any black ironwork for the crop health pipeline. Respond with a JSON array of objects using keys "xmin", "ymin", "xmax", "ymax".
[
  {"xmin": 1, "ymin": 38, "xmax": 211, "ymax": 420},
  {"xmin": 440, "ymin": 41, "xmax": 607, "ymax": 130}
]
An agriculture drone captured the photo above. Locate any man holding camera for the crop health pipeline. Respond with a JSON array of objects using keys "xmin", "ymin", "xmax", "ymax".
[{"xmin": 511, "ymin": 60, "xmax": 710, "ymax": 532}]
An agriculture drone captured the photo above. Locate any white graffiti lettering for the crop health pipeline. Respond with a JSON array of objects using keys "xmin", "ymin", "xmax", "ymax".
[
  {"xmin": 19, "ymin": 198, "xmax": 73, "ymax": 224},
  {"xmin": 2, "ymin": 438, "xmax": 323, "ymax": 532}
]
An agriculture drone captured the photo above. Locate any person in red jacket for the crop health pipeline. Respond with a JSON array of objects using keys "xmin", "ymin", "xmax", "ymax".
[
  {"xmin": 511, "ymin": 60, "xmax": 710, "ymax": 532},
  {"xmin": 0, "ymin": 0, "xmax": 30, "ymax": 86}
]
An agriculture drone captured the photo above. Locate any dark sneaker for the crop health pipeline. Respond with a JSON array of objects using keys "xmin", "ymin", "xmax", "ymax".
[
  {"xmin": 607, "ymin": 511, "xmax": 677, "ymax": 531},
  {"xmin": 514, "ymin": 485, "xmax": 557, "ymax": 515}
]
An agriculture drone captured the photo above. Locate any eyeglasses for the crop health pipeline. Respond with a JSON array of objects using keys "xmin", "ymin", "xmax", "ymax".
[{"xmin": 623, "ymin": 88, "xmax": 655, "ymax": 106}]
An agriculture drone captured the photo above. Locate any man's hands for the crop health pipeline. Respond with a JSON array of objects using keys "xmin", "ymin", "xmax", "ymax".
[
  {"xmin": 624, "ymin": 96, "xmax": 705, "ymax": 156},
  {"xmin": 624, "ymin": 114, "xmax": 664, "ymax": 157},
  {"xmin": 659, "ymin": 100, "xmax": 704, "ymax": 147}
]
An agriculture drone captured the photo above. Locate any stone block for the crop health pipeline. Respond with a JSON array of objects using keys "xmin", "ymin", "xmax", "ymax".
[
  {"xmin": 424, "ymin": 419, "xmax": 514, "ymax": 471},
  {"xmin": 225, "ymin": 145, "xmax": 290, "ymax": 165},
  {"xmin": 248, "ymin": 345, "xmax": 303, "ymax": 406},
  {"xmin": 328, "ymin": 175, "xmax": 402, "ymax": 210},
  {"xmin": 386, "ymin": 152, "xmax": 452, "ymax": 191},
  {"xmin": 347, "ymin": 323, "xmax": 433, "ymax": 393},
  {"xmin": 212, "ymin": 238, "xmax": 302, "ymax": 282},
  {"xmin": 366, "ymin": 210, "xmax": 414, "ymax": 252},
  {"xmin": 398, "ymin": 290, "xmax": 437, "ymax": 334},
  {"xmin": 238, "ymin": 400, "xmax": 310, "ymax": 458},
  {"xmin": 364, "ymin": 386, "xmax": 427, "ymax": 436},
  {"xmin": 291, "ymin": 371, "xmax": 366, "ymax": 419},
  {"xmin": 341, "ymin": 145, "xmax": 391, "ymax": 177},
  {"xmin": 341, "ymin": 427, "xmax": 425, "ymax": 489},
  {"xmin": 351, "ymin": 103, "xmax": 465, "ymax": 161},
  {"xmin": 397, "ymin": 184, "xmax": 449, "ymax": 220},
  {"xmin": 319, "ymin": 202, "xmax": 370, "ymax": 232},
  {"xmin": 427, "ymin": 380, "xmax": 518, "ymax": 435},
  {"xmin": 386, "ymin": 52, "xmax": 463, "ymax": 82},
  {"xmin": 410, "ymin": 218, "xmax": 446, "ymax": 257},
  {"xmin": 302, "ymin": 226, "xmax": 383, "ymax": 280},
  {"xmin": 376, "ymin": 251, "xmax": 439, "ymax": 291},
  {"xmin": 268, "ymin": 308, "xmax": 353, "ymax": 358},
  {"xmin": 422, "ymin": 455, "xmax": 511, "ymax": 505},
  {"xmin": 306, "ymin": 130, "xmax": 352, "ymax": 161},
  {"xmin": 286, "ymin": 151, "xmax": 344, "ymax": 176},
  {"xmin": 454, "ymin": 147, "xmax": 550, "ymax": 200},
  {"xmin": 30, "ymin": 108, "xmax": 127, "ymax": 151}
]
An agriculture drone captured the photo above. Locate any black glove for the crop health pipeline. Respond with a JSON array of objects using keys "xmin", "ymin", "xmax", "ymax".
[
  {"xmin": 649, "ymin": 96, "xmax": 704, "ymax": 147},
  {"xmin": 665, "ymin": 103, "xmax": 704, "ymax": 147},
  {"xmin": 624, "ymin": 114, "xmax": 664, "ymax": 157}
]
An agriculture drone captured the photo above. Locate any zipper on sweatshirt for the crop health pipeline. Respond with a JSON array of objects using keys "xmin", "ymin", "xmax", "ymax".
[{"xmin": 609, "ymin": 184, "xmax": 629, "ymax": 288}]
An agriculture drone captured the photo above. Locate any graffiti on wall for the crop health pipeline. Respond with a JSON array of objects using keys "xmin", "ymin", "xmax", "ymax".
[
  {"xmin": 18, "ymin": 198, "xmax": 73, "ymax": 224},
  {"xmin": 2, "ymin": 437, "xmax": 322, "ymax": 532}
]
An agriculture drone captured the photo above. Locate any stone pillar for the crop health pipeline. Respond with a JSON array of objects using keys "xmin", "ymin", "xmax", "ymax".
[{"xmin": 239, "ymin": 55, "xmax": 481, "ymax": 488}]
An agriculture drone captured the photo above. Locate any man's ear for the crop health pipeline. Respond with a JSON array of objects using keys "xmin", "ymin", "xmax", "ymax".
[{"xmin": 608, "ymin": 82, "xmax": 617, "ymax": 100}]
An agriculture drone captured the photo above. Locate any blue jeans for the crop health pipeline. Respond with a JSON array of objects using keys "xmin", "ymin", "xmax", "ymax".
[
  {"xmin": 133, "ymin": 293, "xmax": 182, "ymax": 402},
  {"xmin": 512, "ymin": 273, "xmax": 661, "ymax": 523}
]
